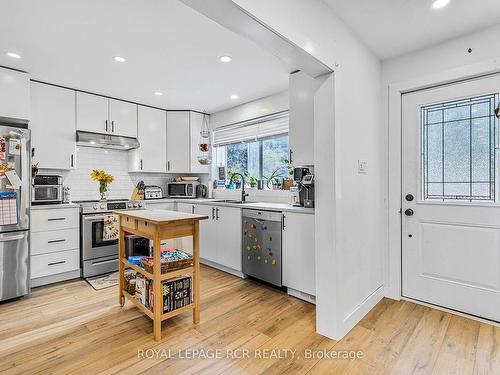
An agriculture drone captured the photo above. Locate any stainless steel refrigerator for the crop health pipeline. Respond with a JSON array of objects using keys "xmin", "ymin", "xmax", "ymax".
[{"xmin": 0, "ymin": 120, "xmax": 30, "ymax": 301}]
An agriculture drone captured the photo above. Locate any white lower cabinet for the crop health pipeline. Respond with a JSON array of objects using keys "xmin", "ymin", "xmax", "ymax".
[
  {"xmin": 176, "ymin": 202, "xmax": 197, "ymax": 255},
  {"xmin": 214, "ymin": 206, "xmax": 242, "ymax": 271},
  {"xmin": 196, "ymin": 204, "xmax": 217, "ymax": 262},
  {"xmin": 282, "ymin": 212, "xmax": 315, "ymax": 296},
  {"xmin": 30, "ymin": 207, "xmax": 80, "ymax": 286}
]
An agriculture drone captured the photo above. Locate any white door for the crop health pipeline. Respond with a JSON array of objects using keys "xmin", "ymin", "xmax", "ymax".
[
  {"xmin": 134, "ymin": 106, "xmax": 166, "ymax": 172},
  {"xmin": 402, "ymin": 75, "xmax": 500, "ymax": 321},
  {"xmin": 216, "ymin": 206, "xmax": 242, "ymax": 271},
  {"xmin": 76, "ymin": 92, "xmax": 109, "ymax": 134},
  {"xmin": 282, "ymin": 212, "xmax": 315, "ymax": 295},
  {"xmin": 197, "ymin": 205, "xmax": 217, "ymax": 262},
  {"xmin": 30, "ymin": 82, "xmax": 76, "ymax": 169},
  {"xmin": 109, "ymin": 99, "xmax": 137, "ymax": 137},
  {"xmin": 166, "ymin": 111, "xmax": 190, "ymax": 173}
]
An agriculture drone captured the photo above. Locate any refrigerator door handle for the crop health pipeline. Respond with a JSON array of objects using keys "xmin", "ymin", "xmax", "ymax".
[{"xmin": 0, "ymin": 234, "xmax": 26, "ymax": 242}]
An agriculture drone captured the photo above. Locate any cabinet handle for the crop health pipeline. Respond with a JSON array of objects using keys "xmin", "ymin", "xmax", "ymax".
[
  {"xmin": 216, "ymin": 208, "xmax": 219, "ymax": 220},
  {"xmin": 48, "ymin": 239, "xmax": 66, "ymax": 244},
  {"xmin": 32, "ymin": 147, "xmax": 35, "ymax": 157},
  {"xmin": 167, "ymin": 161, "xmax": 170, "ymax": 171},
  {"xmin": 191, "ymin": 205, "xmax": 195, "ymax": 214},
  {"xmin": 289, "ymin": 149, "xmax": 293, "ymax": 163},
  {"xmin": 48, "ymin": 218, "xmax": 66, "ymax": 221},
  {"xmin": 140, "ymin": 160, "xmax": 143, "ymax": 170},
  {"xmin": 282, "ymin": 214, "xmax": 286, "ymax": 230},
  {"xmin": 211, "ymin": 207, "xmax": 215, "ymax": 220},
  {"xmin": 105, "ymin": 120, "xmax": 108, "ymax": 132},
  {"xmin": 70, "ymin": 154, "xmax": 74, "ymax": 168},
  {"xmin": 111, "ymin": 120, "xmax": 115, "ymax": 133},
  {"xmin": 48, "ymin": 260, "xmax": 66, "ymax": 266}
]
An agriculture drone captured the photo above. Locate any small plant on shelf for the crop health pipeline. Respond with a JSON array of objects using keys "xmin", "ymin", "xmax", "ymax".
[
  {"xmin": 90, "ymin": 169, "xmax": 115, "ymax": 201},
  {"xmin": 248, "ymin": 176, "xmax": 258, "ymax": 188}
]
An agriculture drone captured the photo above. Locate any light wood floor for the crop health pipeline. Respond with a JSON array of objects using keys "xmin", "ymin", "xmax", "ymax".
[{"xmin": 1, "ymin": 265, "xmax": 499, "ymax": 374}]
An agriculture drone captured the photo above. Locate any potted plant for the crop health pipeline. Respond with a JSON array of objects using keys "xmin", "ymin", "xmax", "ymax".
[
  {"xmin": 283, "ymin": 159, "xmax": 295, "ymax": 190},
  {"xmin": 272, "ymin": 177, "xmax": 283, "ymax": 190},
  {"xmin": 90, "ymin": 169, "xmax": 115, "ymax": 201},
  {"xmin": 248, "ymin": 176, "xmax": 258, "ymax": 188}
]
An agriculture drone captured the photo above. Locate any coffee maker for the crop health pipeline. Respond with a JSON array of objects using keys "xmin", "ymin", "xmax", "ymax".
[{"xmin": 293, "ymin": 166, "xmax": 315, "ymax": 208}]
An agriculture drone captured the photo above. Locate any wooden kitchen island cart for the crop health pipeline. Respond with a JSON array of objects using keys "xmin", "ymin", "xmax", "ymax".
[{"xmin": 114, "ymin": 209, "xmax": 208, "ymax": 341}]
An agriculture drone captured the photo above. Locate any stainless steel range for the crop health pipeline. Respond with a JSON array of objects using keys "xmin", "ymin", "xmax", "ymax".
[{"xmin": 77, "ymin": 199, "xmax": 145, "ymax": 278}]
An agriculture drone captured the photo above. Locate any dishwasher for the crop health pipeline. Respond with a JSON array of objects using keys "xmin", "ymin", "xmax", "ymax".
[{"xmin": 242, "ymin": 209, "xmax": 282, "ymax": 287}]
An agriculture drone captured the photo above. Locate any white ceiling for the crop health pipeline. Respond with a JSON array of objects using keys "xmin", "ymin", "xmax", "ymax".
[
  {"xmin": 0, "ymin": 0, "xmax": 291, "ymax": 113},
  {"xmin": 322, "ymin": 0, "xmax": 500, "ymax": 60}
]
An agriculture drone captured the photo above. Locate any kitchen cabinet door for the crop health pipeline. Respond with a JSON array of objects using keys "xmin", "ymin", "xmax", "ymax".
[
  {"xmin": 189, "ymin": 111, "xmax": 210, "ymax": 174},
  {"xmin": 197, "ymin": 204, "xmax": 217, "ymax": 262},
  {"xmin": 109, "ymin": 99, "xmax": 137, "ymax": 138},
  {"xmin": 30, "ymin": 82, "xmax": 76, "ymax": 169},
  {"xmin": 215, "ymin": 206, "xmax": 242, "ymax": 271},
  {"xmin": 76, "ymin": 92, "xmax": 109, "ymax": 134},
  {"xmin": 176, "ymin": 202, "xmax": 196, "ymax": 254},
  {"xmin": 289, "ymin": 71, "xmax": 321, "ymax": 166},
  {"xmin": 130, "ymin": 106, "xmax": 166, "ymax": 172},
  {"xmin": 166, "ymin": 111, "xmax": 190, "ymax": 173},
  {"xmin": 0, "ymin": 68, "xmax": 29, "ymax": 120},
  {"xmin": 282, "ymin": 212, "xmax": 315, "ymax": 296}
]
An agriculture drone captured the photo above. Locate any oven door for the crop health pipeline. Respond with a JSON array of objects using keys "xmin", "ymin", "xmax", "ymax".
[
  {"xmin": 82, "ymin": 214, "xmax": 118, "ymax": 261},
  {"xmin": 32, "ymin": 185, "xmax": 61, "ymax": 204}
]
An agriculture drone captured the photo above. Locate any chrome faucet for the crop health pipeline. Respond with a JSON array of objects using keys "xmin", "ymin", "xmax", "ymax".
[{"xmin": 231, "ymin": 173, "xmax": 249, "ymax": 202}]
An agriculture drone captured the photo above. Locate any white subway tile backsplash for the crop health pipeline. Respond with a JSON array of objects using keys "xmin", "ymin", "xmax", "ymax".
[{"xmin": 39, "ymin": 147, "xmax": 207, "ymax": 202}]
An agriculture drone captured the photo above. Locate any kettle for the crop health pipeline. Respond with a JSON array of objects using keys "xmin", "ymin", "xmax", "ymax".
[{"xmin": 197, "ymin": 184, "xmax": 208, "ymax": 198}]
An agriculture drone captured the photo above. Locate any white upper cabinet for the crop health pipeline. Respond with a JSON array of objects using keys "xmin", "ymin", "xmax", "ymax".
[
  {"xmin": 76, "ymin": 92, "xmax": 137, "ymax": 137},
  {"xmin": 189, "ymin": 112, "xmax": 210, "ymax": 174},
  {"xmin": 282, "ymin": 212, "xmax": 315, "ymax": 296},
  {"xmin": 76, "ymin": 92, "xmax": 109, "ymax": 134},
  {"xmin": 130, "ymin": 106, "xmax": 166, "ymax": 172},
  {"xmin": 30, "ymin": 82, "xmax": 76, "ymax": 170},
  {"xmin": 0, "ymin": 68, "xmax": 30, "ymax": 121},
  {"xmin": 289, "ymin": 71, "xmax": 321, "ymax": 166},
  {"xmin": 109, "ymin": 99, "xmax": 137, "ymax": 138},
  {"xmin": 166, "ymin": 111, "xmax": 190, "ymax": 173},
  {"xmin": 166, "ymin": 111, "xmax": 209, "ymax": 174}
]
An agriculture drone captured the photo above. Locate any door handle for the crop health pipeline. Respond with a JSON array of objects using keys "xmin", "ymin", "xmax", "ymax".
[
  {"xmin": 404, "ymin": 209, "xmax": 414, "ymax": 216},
  {"xmin": 405, "ymin": 194, "xmax": 414, "ymax": 202},
  {"xmin": 0, "ymin": 234, "xmax": 25, "ymax": 242}
]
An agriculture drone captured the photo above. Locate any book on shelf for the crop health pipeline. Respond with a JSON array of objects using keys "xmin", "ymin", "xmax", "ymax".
[{"xmin": 133, "ymin": 275, "xmax": 192, "ymax": 313}]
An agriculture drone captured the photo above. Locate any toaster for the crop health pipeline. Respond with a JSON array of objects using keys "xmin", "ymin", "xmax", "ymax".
[{"xmin": 144, "ymin": 185, "xmax": 163, "ymax": 200}]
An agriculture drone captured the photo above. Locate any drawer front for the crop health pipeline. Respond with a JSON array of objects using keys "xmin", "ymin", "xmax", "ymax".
[
  {"xmin": 31, "ymin": 228, "xmax": 79, "ymax": 255},
  {"xmin": 82, "ymin": 255, "xmax": 118, "ymax": 278},
  {"xmin": 31, "ymin": 208, "xmax": 79, "ymax": 232},
  {"xmin": 31, "ymin": 249, "xmax": 80, "ymax": 279}
]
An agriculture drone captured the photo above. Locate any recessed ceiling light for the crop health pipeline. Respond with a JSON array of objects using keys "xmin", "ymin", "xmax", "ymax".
[
  {"xmin": 432, "ymin": 0, "xmax": 450, "ymax": 9},
  {"xmin": 113, "ymin": 56, "xmax": 126, "ymax": 63},
  {"xmin": 230, "ymin": 95, "xmax": 239, "ymax": 100},
  {"xmin": 154, "ymin": 91, "xmax": 163, "ymax": 96},
  {"xmin": 7, "ymin": 52, "xmax": 21, "ymax": 59},
  {"xmin": 220, "ymin": 55, "xmax": 232, "ymax": 63}
]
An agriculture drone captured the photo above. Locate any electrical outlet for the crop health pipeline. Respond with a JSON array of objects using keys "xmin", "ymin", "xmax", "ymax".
[{"xmin": 358, "ymin": 160, "xmax": 367, "ymax": 174}]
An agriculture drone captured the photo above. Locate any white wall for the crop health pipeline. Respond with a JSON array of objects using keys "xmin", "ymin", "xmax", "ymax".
[
  {"xmin": 382, "ymin": 23, "xmax": 500, "ymax": 299},
  {"xmin": 209, "ymin": 90, "xmax": 288, "ymax": 129},
  {"xmin": 233, "ymin": 0, "xmax": 385, "ymax": 339},
  {"xmin": 41, "ymin": 147, "xmax": 206, "ymax": 202}
]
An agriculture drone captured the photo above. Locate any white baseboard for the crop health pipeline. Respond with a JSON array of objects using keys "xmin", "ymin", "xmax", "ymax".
[
  {"xmin": 287, "ymin": 287, "xmax": 316, "ymax": 304},
  {"xmin": 200, "ymin": 259, "xmax": 246, "ymax": 278},
  {"xmin": 31, "ymin": 269, "xmax": 81, "ymax": 288}
]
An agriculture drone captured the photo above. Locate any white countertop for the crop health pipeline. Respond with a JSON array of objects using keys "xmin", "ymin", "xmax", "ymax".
[
  {"xmin": 31, "ymin": 203, "xmax": 80, "ymax": 210},
  {"xmin": 30, "ymin": 198, "xmax": 314, "ymax": 214}
]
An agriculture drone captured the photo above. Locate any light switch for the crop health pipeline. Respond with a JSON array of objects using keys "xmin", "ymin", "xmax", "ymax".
[{"xmin": 358, "ymin": 160, "xmax": 367, "ymax": 174}]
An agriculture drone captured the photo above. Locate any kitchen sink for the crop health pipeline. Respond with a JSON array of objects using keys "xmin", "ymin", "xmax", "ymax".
[{"xmin": 218, "ymin": 199, "xmax": 247, "ymax": 204}]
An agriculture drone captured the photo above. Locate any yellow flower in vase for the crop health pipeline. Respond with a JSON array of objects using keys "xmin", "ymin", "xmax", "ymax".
[{"xmin": 90, "ymin": 169, "xmax": 114, "ymax": 201}]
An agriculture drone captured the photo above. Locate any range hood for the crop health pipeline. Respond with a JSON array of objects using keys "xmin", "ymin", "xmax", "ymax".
[{"xmin": 76, "ymin": 131, "xmax": 140, "ymax": 150}]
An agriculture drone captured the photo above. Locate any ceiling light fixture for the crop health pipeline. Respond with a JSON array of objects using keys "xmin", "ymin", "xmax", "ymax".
[
  {"xmin": 7, "ymin": 52, "xmax": 21, "ymax": 59},
  {"xmin": 113, "ymin": 56, "xmax": 126, "ymax": 63},
  {"xmin": 154, "ymin": 91, "xmax": 163, "ymax": 96},
  {"xmin": 432, "ymin": 0, "xmax": 450, "ymax": 9},
  {"xmin": 230, "ymin": 95, "xmax": 239, "ymax": 100},
  {"xmin": 220, "ymin": 55, "xmax": 232, "ymax": 63}
]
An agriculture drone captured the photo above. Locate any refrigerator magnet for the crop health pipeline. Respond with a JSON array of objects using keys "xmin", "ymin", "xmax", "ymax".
[
  {"xmin": 8, "ymin": 139, "xmax": 21, "ymax": 155},
  {"xmin": 0, "ymin": 138, "xmax": 5, "ymax": 160},
  {"xmin": 5, "ymin": 170, "xmax": 21, "ymax": 189}
]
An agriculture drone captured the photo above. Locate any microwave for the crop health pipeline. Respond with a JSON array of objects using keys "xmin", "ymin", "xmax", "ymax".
[
  {"xmin": 32, "ymin": 175, "xmax": 62, "ymax": 205},
  {"xmin": 166, "ymin": 181, "xmax": 199, "ymax": 198}
]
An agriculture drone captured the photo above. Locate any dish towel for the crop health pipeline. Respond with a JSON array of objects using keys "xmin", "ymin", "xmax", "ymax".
[{"xmin": 103, "ymin": 214, "xmax": 119, "ymax": 241}]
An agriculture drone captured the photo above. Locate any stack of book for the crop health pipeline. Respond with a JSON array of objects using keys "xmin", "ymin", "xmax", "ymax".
[{"xmin": 135, "ymin": 275, "xmax": 192, "ymax": 313}]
